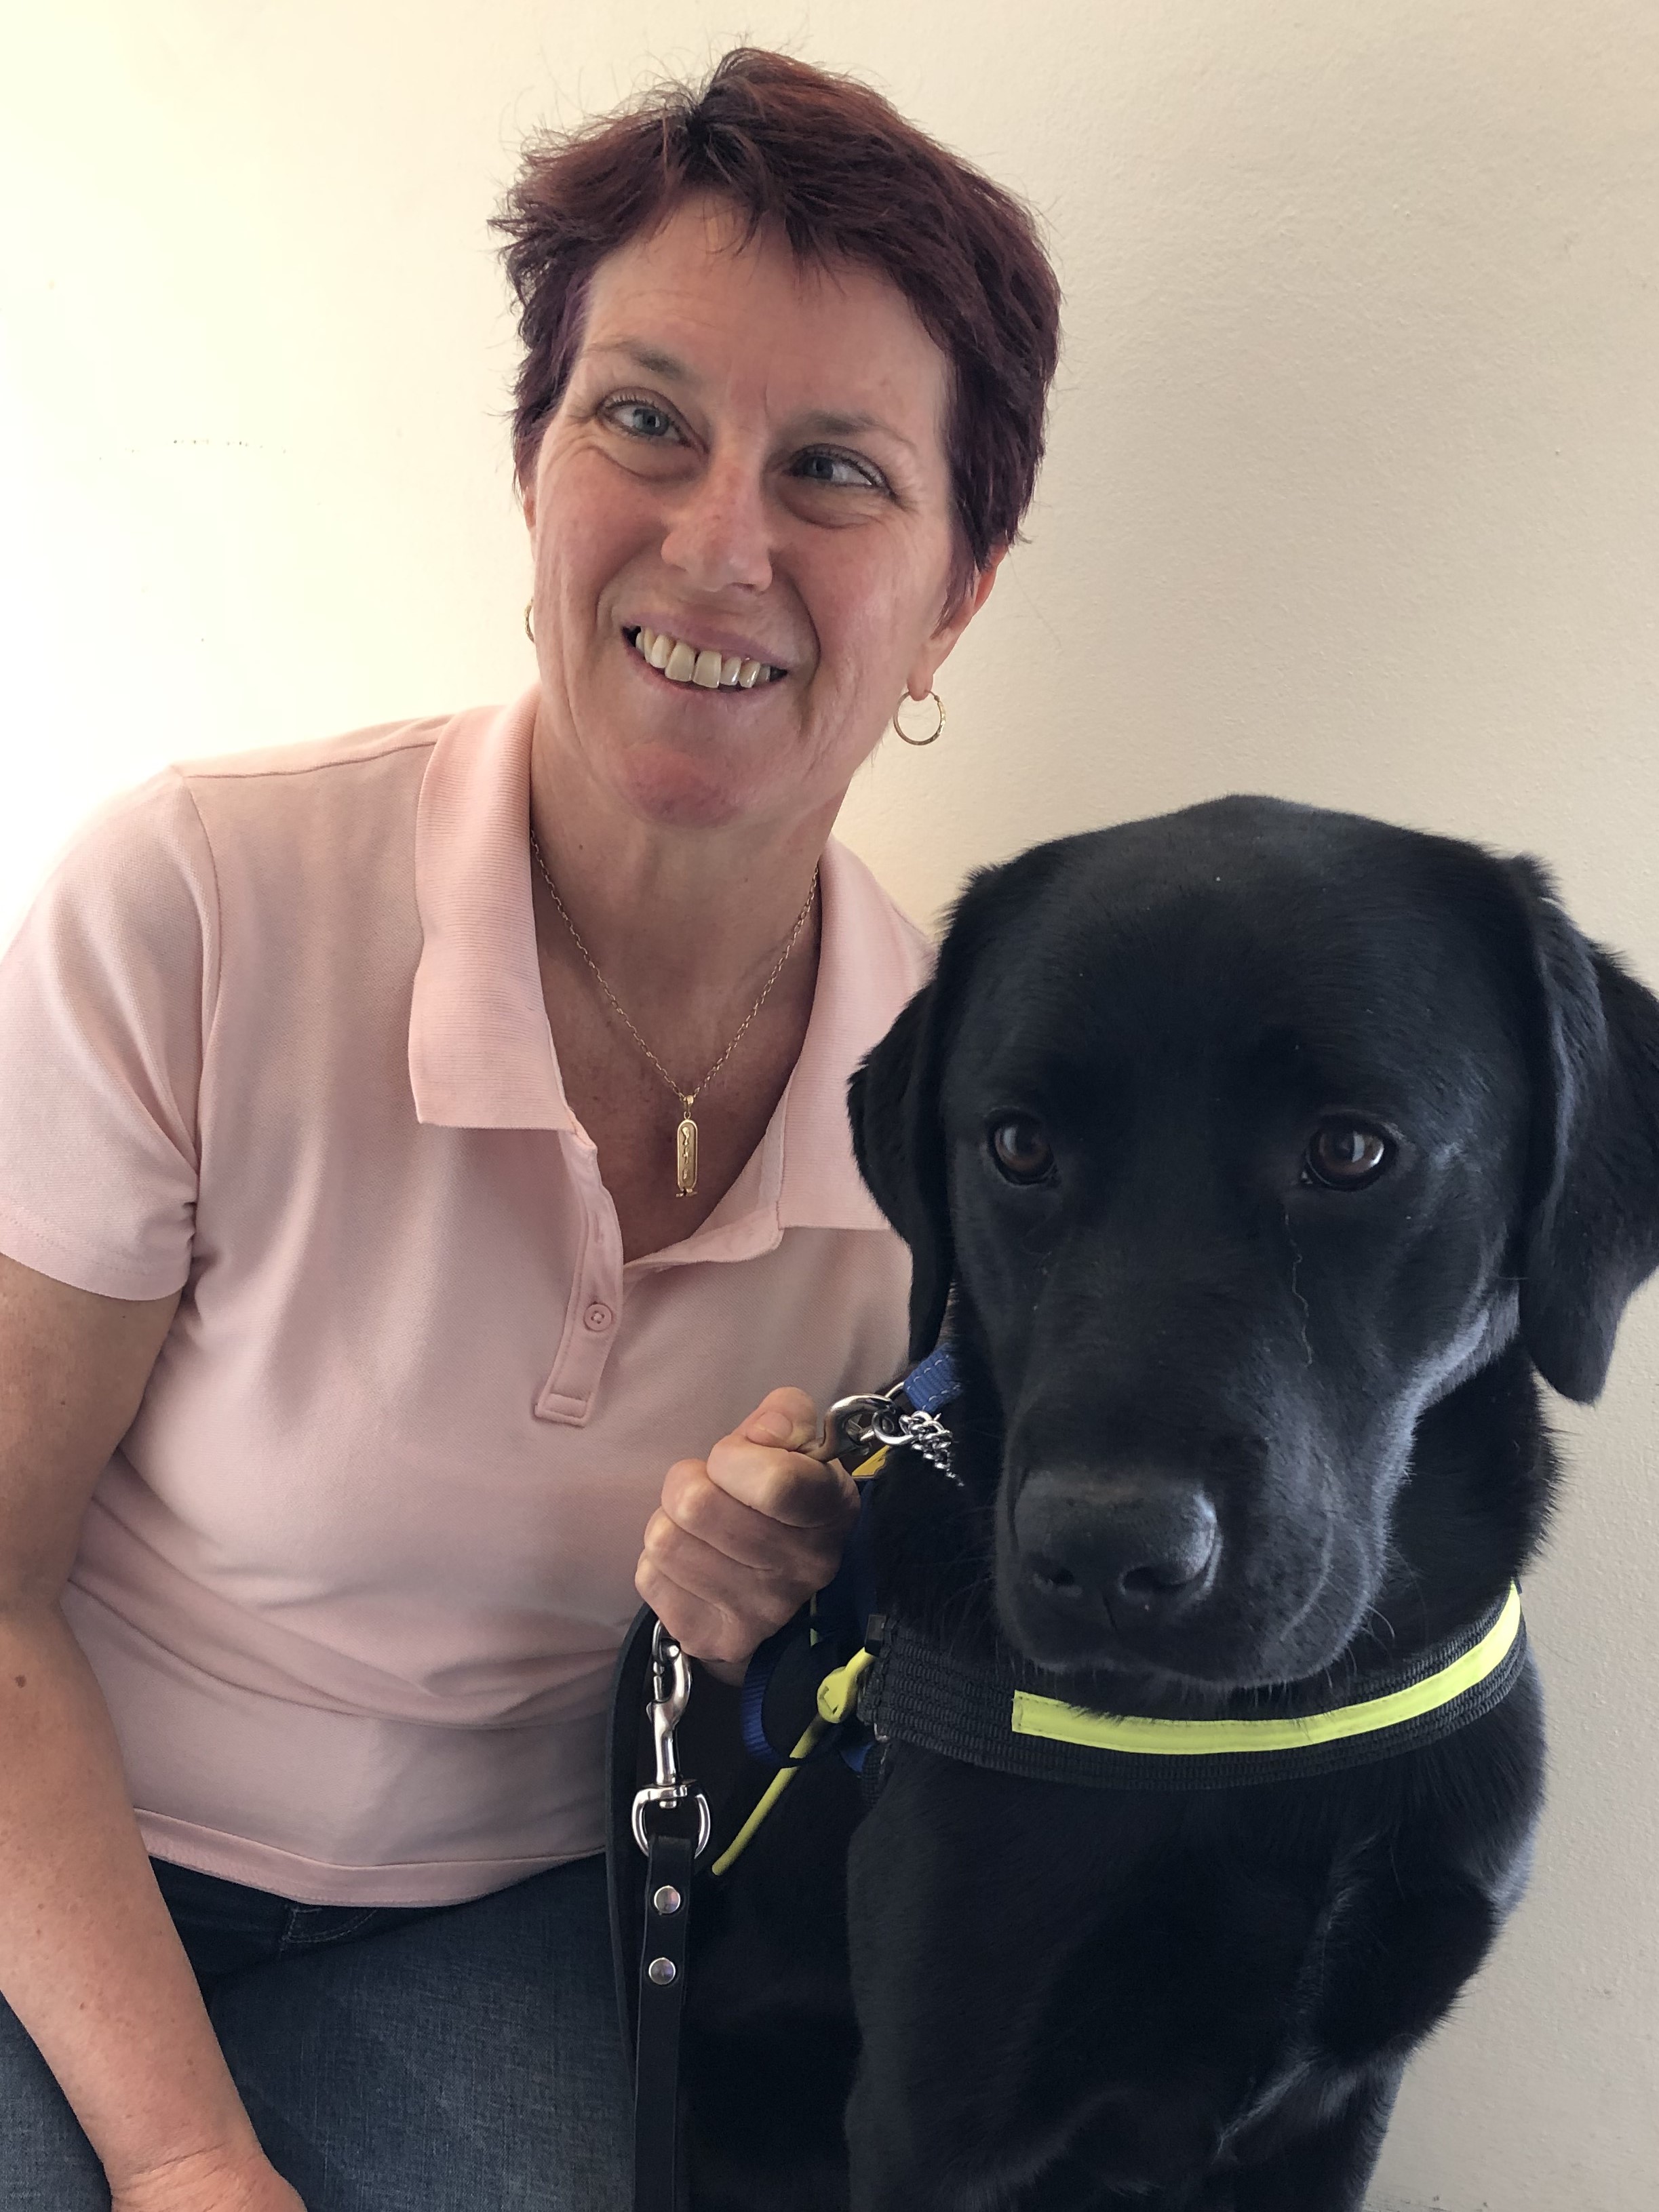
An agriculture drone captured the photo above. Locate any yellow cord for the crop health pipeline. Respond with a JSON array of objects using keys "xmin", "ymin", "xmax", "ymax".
[
  {"xmin": 709, "ymin": 1719, "xmax": 824, "ymax": 1876},
  {"xmin": 709, "ymin": 1647, "xmax": 878, "ymax": 1878},
  {"xmin": 706, "ymin": 1442, "xmax": 888, "ymax": 1880}
]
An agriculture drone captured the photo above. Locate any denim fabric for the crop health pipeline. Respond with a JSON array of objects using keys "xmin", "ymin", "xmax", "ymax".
[{"xmin": 0, "ymin": 1854, "xmax": 633, "ymax": 2211}]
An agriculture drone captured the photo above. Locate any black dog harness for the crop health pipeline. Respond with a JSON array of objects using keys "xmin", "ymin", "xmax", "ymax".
[
  {"xmin": 865, "ymin": 1585, "xmax": 1527, "ymax": 1792},
  {"xmin": 612, "ymin": 1347, "xmax": 1529, "ymax": 2208}
]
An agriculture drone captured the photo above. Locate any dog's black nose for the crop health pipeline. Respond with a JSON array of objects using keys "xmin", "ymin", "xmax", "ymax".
[{"xmin": 1013, "ymin": 1470, "xmax": 1219, "ymax": 1622}]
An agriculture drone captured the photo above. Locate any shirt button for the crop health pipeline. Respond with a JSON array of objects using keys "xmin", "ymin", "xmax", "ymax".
[{"xmin": 584, "ymin": 1302, "xmax": 615, "ymax": 1332}]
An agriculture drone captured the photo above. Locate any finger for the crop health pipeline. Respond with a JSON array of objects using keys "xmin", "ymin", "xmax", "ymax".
[
  {"xmin": 739, "ymin": 1385, "xmax": 820, "ymax": 1453},
  {"xmin": 660, "ymin": 1457, "xmax": 851, "ymax": 1575},
  {"xmin": 634, "ymin": 1545, "xmax": 802, "ymax": 1670},
  {"xmin": 639, "ymin": 1507, "xmax": 836, "ymax": 1627},
  {"xmin": 709, "ymin": 1387, "xmax": 860, "ymax": 1524},
  {"xmin": 634, "ymin": 1553, "xmax": 745, "ymax": 1667},
  {"xmin": 704, "ymin": 1432, "xmax": 861, "ymax": 1530}
]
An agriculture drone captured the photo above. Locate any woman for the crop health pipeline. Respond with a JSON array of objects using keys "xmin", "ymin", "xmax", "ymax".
[{"xmin": 0, "ymin": 49, "xmax": 1061, "ymax": 2212}]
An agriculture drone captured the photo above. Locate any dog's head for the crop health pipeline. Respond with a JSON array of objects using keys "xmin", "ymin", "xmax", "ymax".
[{"xmin": 851, "ymin": 797, "xmax": 1659, "ymax": 1688}]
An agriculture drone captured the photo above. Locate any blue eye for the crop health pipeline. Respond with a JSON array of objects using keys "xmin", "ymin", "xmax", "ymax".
[
  {"xmin": 794, "ymin": 450, "xmax": 882, "ymax": 490},
  {"xmin": 607, "ymin": 398, "xmax": 680, "ymax": 441}
]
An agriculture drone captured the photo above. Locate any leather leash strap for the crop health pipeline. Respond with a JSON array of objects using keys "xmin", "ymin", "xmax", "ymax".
[
  {"xmin": 622, "ymin": 1360, "xmax": 962, "ymax": 2206},
  {"xmin": 627, "ymin": 1618, "xmax": 710, "ymax": 2212},
  {"xmin": 633, "ymin": 1814, "xmax": 696, "ymax": 2212}
]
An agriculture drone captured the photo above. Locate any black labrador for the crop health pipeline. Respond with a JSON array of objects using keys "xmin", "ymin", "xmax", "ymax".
[{"xmin": 663, "ymin": 794, "xmax": 1659, "ymax": 2212}]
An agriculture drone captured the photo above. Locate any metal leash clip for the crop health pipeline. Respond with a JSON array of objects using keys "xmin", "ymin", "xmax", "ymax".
[
  {"xmin": 816, "ymin": 1386, "xmax": 959, "ymax": 1485},
  {"xmin": 630, "ymin": 1621, "xmax": 714, "ymax": 1858}
]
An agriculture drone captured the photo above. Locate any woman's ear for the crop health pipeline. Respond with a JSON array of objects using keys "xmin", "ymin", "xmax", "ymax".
[
  {"xmin": 951, "ymin": 553, "xmax": 1004, "ymax": 631},
  {"xmin": 908, "ymin": 547, "xmax": 1006, "ymax": 700}
]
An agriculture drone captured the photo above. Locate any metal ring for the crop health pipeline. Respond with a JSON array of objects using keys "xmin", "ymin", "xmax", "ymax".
[
  {"xmin": 870, "ymin": 1405, "xmax": 917, "ymax": 1448},
  {"xmin": 891, "ymin": 690, "xmax": 945, "ymax": 747},
  {"xmin": 631, "ymin": 1788, "xmax": 713, "ymax": 1859},
  {"xmin": 817, "ymin": 1393, "xmax": 894, "ymax": 1462}
]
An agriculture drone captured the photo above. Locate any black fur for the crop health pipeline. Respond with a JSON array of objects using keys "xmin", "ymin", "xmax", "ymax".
[{"xmin": 682, "ymin": 797, "xmax": 1659, "ymax": 2211}]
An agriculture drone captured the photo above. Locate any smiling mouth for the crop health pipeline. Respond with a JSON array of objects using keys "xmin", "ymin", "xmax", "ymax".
[{"xmin": 623, "ymin": 625, "xmax": 788, "ymax": 690}]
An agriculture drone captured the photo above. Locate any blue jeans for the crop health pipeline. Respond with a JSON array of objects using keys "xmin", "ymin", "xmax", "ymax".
[{"xmin": 0, "ymin": 1854, "xmax": 633, "ymax": 2210}]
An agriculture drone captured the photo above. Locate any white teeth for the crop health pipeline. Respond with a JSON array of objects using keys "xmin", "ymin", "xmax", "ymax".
[{"xmin": 631, "ymin": 627, "xmax": 778, "ymax": 688}]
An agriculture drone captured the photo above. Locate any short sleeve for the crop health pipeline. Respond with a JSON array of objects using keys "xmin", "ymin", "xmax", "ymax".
[{"xmin": 0, "ymin": 772, "xmax": 217, "ymax": 1298}]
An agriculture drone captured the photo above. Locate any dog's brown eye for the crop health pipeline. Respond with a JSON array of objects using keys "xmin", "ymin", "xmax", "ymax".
[
  {"xmin": 991, "ymin": 1115, "xmax": 1054, "ymax": 1184},
  {"xmin": 1305, "ymin": 1122, "xmax": 1392, "ymax": 1190}
]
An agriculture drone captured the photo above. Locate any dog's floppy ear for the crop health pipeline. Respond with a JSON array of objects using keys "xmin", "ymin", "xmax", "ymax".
[
  {"xmin": 1508, "ymin": 855, "xmax": 1659, "ymax": 1402},
  {"xmin": 850, "ymin": 846, "xmax": 1067, "ymax": 1362},
  {"xmin": 849, "ymin": 976, "xmax": 955, "ymax": 1362}
]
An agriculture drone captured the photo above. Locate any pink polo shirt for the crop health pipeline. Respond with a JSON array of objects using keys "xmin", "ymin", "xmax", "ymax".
[{"xmin": 0, "ymin": 692, "xmax": 929, "ymax": 1906}]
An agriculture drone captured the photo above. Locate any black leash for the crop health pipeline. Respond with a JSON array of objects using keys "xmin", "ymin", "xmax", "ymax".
[
  {"xmin": 628, "ymin": 1623, "xmax": 711, "ymax": 2212},
  {"xmin": 617, "ymin": 1360, "xmax": 959, "ymax": 2208},
  {"xmin": 633, "ymin": 1815, "xmax": 696, "ymax": 2212}
]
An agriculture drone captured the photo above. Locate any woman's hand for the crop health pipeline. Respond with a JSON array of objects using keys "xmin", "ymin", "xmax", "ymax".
[
  {"xmin": 637, "ymin": 1387, "xmax": 861, "ymax": 1683},
  {"xmin": 109, "ymin": 2143, "xmax": 307, "ymax": 2212}
]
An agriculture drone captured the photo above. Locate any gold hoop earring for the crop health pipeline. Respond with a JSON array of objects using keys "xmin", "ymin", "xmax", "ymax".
[
  {"xmin": 524, "ymin": 601, "xmax": 536, "ymax": 644},
  {"xmin": 892, "ymin": 690, "xmax": 945, "ymax": 747}
]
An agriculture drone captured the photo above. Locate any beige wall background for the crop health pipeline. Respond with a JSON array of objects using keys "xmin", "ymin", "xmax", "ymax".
[{"xmin": 3, "ymin": 2, "xmax": 1657, "ymax": 2204}]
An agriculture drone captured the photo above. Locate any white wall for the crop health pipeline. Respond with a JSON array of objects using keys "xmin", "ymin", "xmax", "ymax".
[{"xmin": 4, "ymin": 3, "xmax": 1658, "ymax": 2203}]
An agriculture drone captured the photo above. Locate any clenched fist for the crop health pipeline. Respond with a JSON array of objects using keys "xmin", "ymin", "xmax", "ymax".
[{"xmin": 636, "ymin": 1387, "xmax": 860, "ymax": 1684}]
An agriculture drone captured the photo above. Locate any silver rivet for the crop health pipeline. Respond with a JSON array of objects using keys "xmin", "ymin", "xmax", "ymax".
[
  {"xmin": 647, "ymin": 1956, "xmax": 677, "ymax": 1985},
  {"xmin": 652, "ymin": 1884, "xmax": 683, "ymax": 1915}
]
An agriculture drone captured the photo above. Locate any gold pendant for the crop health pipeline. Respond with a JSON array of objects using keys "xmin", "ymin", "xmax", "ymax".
[{"xmin": 676, "ymin": 1105, "xmax": 699, "ymax": 1198}]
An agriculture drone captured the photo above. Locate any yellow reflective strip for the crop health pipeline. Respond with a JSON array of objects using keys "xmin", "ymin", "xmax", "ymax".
[
  {"xmin": 1011, "ymin": 1584, "xmax": 1523, "ymax": 1758},
  {"xmin": 851, "ymin": 1446, "xmax": 889, "ymax": 1483}
]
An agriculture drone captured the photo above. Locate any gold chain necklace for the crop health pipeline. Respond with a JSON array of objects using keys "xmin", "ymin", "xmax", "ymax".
[{"xmin": 530, "ymin": 835, "xmax": 819, "ymax": 1199}]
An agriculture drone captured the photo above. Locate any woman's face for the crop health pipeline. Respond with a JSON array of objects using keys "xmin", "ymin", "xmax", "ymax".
[{"xmin": 523, "ymin": 197, "xmax": 995, "ymax": 836}]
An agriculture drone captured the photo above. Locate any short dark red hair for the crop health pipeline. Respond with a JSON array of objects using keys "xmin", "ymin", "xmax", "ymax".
[{"xmin": 492, "ymin": 48, "xmax": 1061, "ymax": 581}]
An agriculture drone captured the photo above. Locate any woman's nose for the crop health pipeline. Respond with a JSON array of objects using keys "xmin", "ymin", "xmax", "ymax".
[{"xmin": 659, "ymin": 453, "xmax": 775, "ymax": 594}]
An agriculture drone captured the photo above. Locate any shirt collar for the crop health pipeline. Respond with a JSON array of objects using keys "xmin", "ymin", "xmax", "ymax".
[
  {"xmin": 407, "ymin": 690, "xmax": 932, "ymax": 1242},
  {"xmin": 775, "ymin": 836, "xmax": 933, "ymax": 1234},
  {"xmin": 409, "ymin": 691, "xmax": 572, "ymax": 1132}
]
